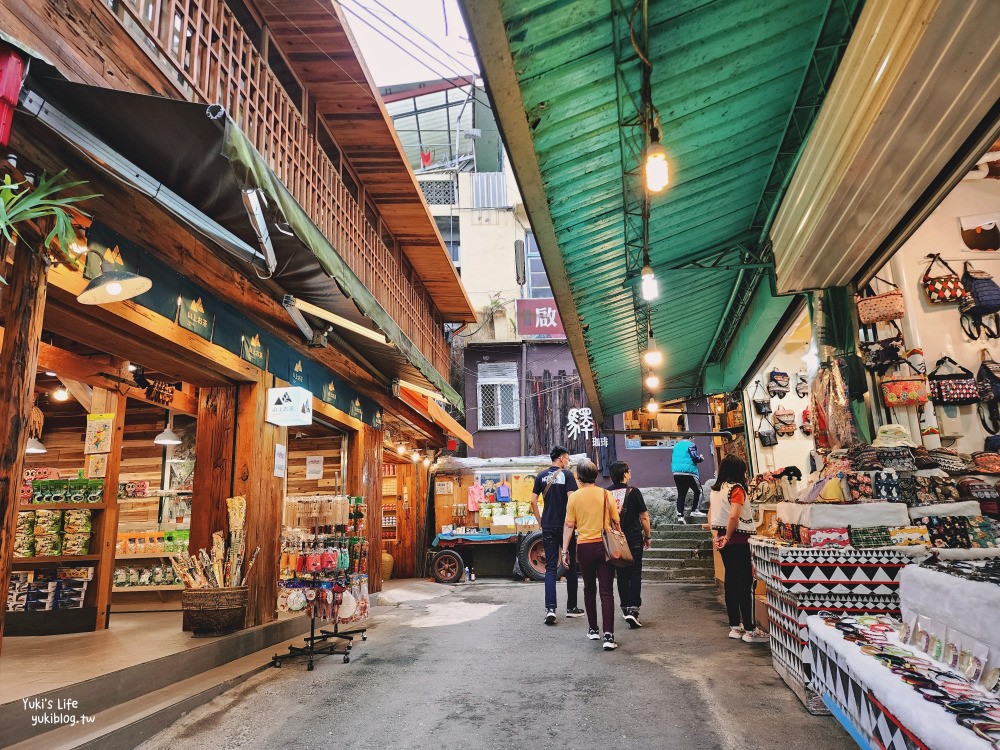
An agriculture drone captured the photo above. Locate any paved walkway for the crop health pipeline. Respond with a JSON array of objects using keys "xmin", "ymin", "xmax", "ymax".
[{"xmin": 139, "ymin": 578, "xmax": 855, "ymax": 750}]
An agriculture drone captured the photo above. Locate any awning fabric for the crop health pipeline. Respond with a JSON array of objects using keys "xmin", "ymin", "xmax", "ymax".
[{"xmin": 23, "ymin": 77, "xmax": 463, "ymax": 411}]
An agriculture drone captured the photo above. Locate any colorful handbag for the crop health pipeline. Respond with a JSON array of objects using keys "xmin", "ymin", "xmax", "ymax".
[
  {"xmin": 961, "ymin": 262, "xmax": 1000, "ymax": 317},
  {"xmin": 774, "ymin": 408, "xmax": 796, "ymax": 436},
  {"xmin": 875, "ymin": 447, "xmax": 917, "ymax": 473},
  {"xmin": 889, "ymin": 525, "xmax": 932, "ymax": 546},
  {"xmin": 972, "ymin": 451, "xmax": 1000, "ymax": 474},
  {"xmin": 860, "ymin": 330, "xmax": 907, "ymax": 374},
  {"xmin": 976, "ymin": 352, "xmax": 1000, "ymax": 402},
  {"xmin": 931, "ymin": 476, "xmax": 962, "ymax": 503},
  {"xmin": 766, "ymin": 369, "xmax": 790, "ymax": 399},
  {"xmin": 957, "ymin": 477, "xmax": 1000, "ymax": 501},
  {"xmin": 922, "ymin": 254, "xmax": 966, "ymax": 304},
  {"xmin": 928, "ymin": 447, "xmax": 973, "ymax": 474},
  {"xmin": 848, "ymin": 525, "xmax": 893, "ymax": 549},
  {"xmin": 856, "ymin": 278, "xmax": 905, "ymax": 324},
  {"xmin": 880, "ymin": 360, "xmax": 928, "ymax": 408},
  {"xmin": 927, "ymin": 356, "xmax": 979, "ymax": 405},
  {"xmin": 799, "ymin": 407, "xmax": 812, "ymax": 435}
]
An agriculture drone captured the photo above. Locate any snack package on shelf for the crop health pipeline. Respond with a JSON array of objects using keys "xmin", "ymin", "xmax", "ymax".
[
  {"xmin": 33, "ymin": 509, "xmax": 63, "ymax": 536},
  {"xmin": 34, "ymin": 535, "xmax": 62, "ymax": 556},
  {"xmin": 16, "ymin": 510, "xmax": 35, "ymax": 534},
  {"xmin": 62, "ymin": 533, "xmax": 91, "ymax": 556},
  {"xmin": 63, "ymin": 508, "xmax": 92, "ymax": 534}
]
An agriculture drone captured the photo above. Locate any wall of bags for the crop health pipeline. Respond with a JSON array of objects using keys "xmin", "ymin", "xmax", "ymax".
[{"xmin": 877, "ymin": 177, "xmax": 1000, "ymax": 454}]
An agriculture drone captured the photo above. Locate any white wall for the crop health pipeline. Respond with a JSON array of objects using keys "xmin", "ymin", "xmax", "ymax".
[
  {"xmin": 882, "ymin": 178, "xmax": 1000, "ymax": 454},
  {"xmin": 744, "ymin": 313, "xmax": 815, "ymax": 475}
]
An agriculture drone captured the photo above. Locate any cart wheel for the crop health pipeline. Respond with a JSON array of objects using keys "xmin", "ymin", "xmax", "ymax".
[
  {"xmin": 343, "ymin": 655, "xmax": 350, "ymax": 664},
  {"xmin": 519, "ymin": 531, "xmax": 547, "ymax": 582},
  {"xmin": 431, "ymin": 549, "xmax": 464, "ymax": 583},
  {"xmin": 307, "ymin": 661, "xmax": 314, "ymax": 671},
  {"xmin": 273, "ymin": 660, "xmax": 282, "ymax": 668}
]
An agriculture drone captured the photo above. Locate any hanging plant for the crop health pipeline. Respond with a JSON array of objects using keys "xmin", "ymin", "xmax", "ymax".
[{"xmin": 0, "ymin": 168, "xmax": 99, "ymax": 281}]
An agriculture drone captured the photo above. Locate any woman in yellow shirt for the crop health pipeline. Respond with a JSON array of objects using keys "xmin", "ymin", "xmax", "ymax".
[{"xmin": 561, "ymin": 460, "xmax": 622, "ymax": 650}]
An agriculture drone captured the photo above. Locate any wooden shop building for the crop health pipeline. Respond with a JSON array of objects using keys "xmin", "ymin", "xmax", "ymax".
[{"xmin": 0, "ymin": 0, "xmax": 475, "ymax": 654}]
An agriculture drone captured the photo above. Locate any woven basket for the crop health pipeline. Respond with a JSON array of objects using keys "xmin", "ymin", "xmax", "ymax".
[{"xmin": 182, "ymin": 586, "xmax": 248, "ymax": 637}]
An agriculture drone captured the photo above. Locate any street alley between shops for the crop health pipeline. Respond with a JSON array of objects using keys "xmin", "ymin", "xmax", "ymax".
[{"xmin": 138, "ymin": 580, "xmax": 854, "ymax": 750}]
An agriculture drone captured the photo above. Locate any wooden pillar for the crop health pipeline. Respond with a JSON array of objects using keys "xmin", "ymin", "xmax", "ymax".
[
  {"xmin": 90, "ymin": 372, "xmax": 127, "ymax": 630},
  {"xmin": 0, "ymin": 239, "xmax": 48, "ymax": 651},
  {"xmin": 233, "ymin": 371, "xmax": 285, "ymax": 628},
  {"xmin": 190, "ymin": 387, "xmax": 237, "ymax": 553},
  {"xmin": 349, "ymin": 424, "xmax": 383, "ymax": 591}
]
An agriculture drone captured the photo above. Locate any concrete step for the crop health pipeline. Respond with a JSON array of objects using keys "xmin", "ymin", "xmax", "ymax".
[
  {"xmin": 644, "ymin": 547, "xmax": 702, "ymax": 560},
  {"xmin": 644, "ymin": 557, "xmax": 714, "ymax": 571},
  {"xmin": 656, "ymin": 522, "xmax": 709, "ymax": 532},
  {"xmin": 643, "ymin": 567, "xmax": 715, "ymax": 582},
  {"xmin": 645, "ymin": 537, "xmax": 705, "ymax": 550}
]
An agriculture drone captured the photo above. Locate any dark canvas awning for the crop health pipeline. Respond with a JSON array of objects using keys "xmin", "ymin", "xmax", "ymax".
[{"xmin": 19, "ymin": 77, "xmax": 463, "ymax": 410}]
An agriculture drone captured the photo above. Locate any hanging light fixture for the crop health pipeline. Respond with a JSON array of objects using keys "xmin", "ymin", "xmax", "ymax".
[
  {"xmin": 411, "ymin": 449, "xmax": 420, "ymax": 463},
  {"xmin": 643, "ymin": 328, "xmax": 663, "ymax": 367},
  {"xmin": 25, "ymin": 437, "xmax": 47, "ymax": 454},
  {"xmin": 640, "ymin": 261, "xmax": 659, "ymax": 301},
  {"xmin": 423, "ymin": 454, "xmax": 432, "ymax": 468},
  {"xmin": 76, "ymin": 250, "xmax": 152, "ymax": 305},
  {"xmin": 644, "ymin": 373, "xmax": 660, "ymax": 389},
  {"xmin": 397, "ymin": 442, "xmax": 406, "ymax": 456},
  {"xmin": 644, "ymin": 128, "xmax": 669, "ymax": 193},
  {"xmin": 646, "ymin": 397, "xmax": 660, "ymax": 414},
  {"xmin": 52, "ymin": 386, "xmax": 70, "ymax": 402},
  {"xmin": 154, "ymin": 427, "xmax": 182, "ymax": 446}
]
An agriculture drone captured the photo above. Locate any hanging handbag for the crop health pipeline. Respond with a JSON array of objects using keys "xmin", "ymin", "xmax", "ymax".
[
  {"xmin": 750, "ymin": 382, "xmax": 771, "ymax": 415},
  {"xmin": 756, "ymin": 417, "xmax": 778, "ymax": 447},
  {"xmin": 859, "ymin": 322, "xmax": 907, "ymax": 374},
  {"xmin": 601, "ymin": 491, "xmax": 633, "ymax": 568},
  {"xmin": 766, "ymin": 369, "xmax": 790, "ymax": 398},
  {"xmin": 880, "ymin": 360, "xmax": 929, "ymax": 408},
  {"xmin": 985, "ymin": 435, "xmax": 1000, "ymax": 452},
  {"xmin": 976, "ymin": 351, "xmax": 1000, "ymax": 401},
  {"xmin": 773, "ymin": 408, "xmax": 796, "ymax": 436},
  {"xmin": 799, "ymin": 407, "xmax": 812, "ymax": 435},
  {"xmin": 960, "ymin": 262, "xmax": 1000, "ymax": 317},
  {"xmin": 795, "ymin": 371, "xmax": 809, "ymax": 398},
  {"xmin": 922, "ymin": 254, "xmax": 967, "ymax": 304},
  {"xmin": 971, "ymin": 451, "xmax": 1000, "ymax": 474},
  {"xmin": 927, "ymin": 356, "xmax": 980, "ymax": 405},
  {"xmin": 856, "ymin": 277, "xmax": 905, "ymax": 324}
]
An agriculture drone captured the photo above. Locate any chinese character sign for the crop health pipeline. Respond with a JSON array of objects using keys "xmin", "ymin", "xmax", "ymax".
[
  {"xmin": 567, "ymin": 407, "xmax": 594, "ymax": 441},
  {"xmin": 592, "ymin": 436, "xmax": 609, "ymax": 448},
  {"xmin": 515, "ymin": 298, "xmax": 566, "ymax": 337}
]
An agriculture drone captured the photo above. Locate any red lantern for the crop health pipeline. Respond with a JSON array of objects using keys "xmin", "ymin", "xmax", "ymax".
[
  {"xmin": 0, "ymin": 46, "xmax": 25, "ymax": 148},
  {"xmin": 446, "ymin": 438, "xmax": 458, "ymax": 451}
]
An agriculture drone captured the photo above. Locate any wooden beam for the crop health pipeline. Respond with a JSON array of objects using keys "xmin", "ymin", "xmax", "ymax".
[
  {"xmin": 347, "ymin": 423, "xmax": 384, "ymax": 593},
  {"xmin": 0, "ymin": 238, "xmax": 49, "ymax": 652},
  {"xmin": 58, "ymin": 377, "xmax": 93, "ymax": 413},
  {"xmin": 0, "ymin": 327, "xmax": 198, "ymax": 416},
  {"xmin": 190, "ymin": 387, "xmax": 236, "ymax": 554}
]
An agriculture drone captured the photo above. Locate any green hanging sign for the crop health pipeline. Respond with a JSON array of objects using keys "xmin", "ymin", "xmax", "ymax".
[
  {"xmin": 320, "ymin": 379, "xmax": 338, "ymax": 406},
  {"xmin": 240, "ymin": 333, "xmax": 267, "ymax": 369},
  {"xmin": 177, "ymin": 281, "xmax": 215, "ymax": 340}
]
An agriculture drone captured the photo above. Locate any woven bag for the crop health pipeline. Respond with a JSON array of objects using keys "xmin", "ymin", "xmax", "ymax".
[
  {"xmin": 927, "ymin": 356, "xmax": 979, "ymax": 405},
  {"xmin": 880, "ymin": 360, "xmax": 928, "ymax": 408},
  {"xmin": 922, "ymin": 254, "xmax": 966, "ymax": 304},
  {"xmin": 856, "ymin": 278, "xmax": 905, "ymax": 324}
]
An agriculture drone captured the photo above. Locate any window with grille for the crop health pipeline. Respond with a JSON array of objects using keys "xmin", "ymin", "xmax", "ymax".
[
  {"xmin": 420, "ymin": 180, "xmax": 457, "ymax": 205},
  {"xmin": 478, "ymin": 362, "xmax": 519, "ymax": 430}
]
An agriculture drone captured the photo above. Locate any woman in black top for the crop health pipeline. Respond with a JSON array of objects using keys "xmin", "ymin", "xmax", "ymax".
[{"xmin": 606, "ymin": 461, "xmax": 651, "ymax": 628}]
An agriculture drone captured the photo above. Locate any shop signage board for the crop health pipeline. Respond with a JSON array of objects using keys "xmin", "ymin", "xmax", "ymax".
[
  {"xmin": 266, "ymin": 386, "xmax": 313, "ymax": 426},
  {"xmin": 84, "ymin": 413, "xmax": 114, "ymax": 454},
  {"xmin": 240, "ymin": 333, "xmax": 267, "ymax": 368},
  {"xmin": 435, "ymin": 480, "xmax": 454, "ymax": 495},
  {"xmin": 274, "ymin": 443, "xmax": 287, "ymax": 478},
  {"xmin": 305, "ymin": 456, "xmax": 324, "ymax": 480},
  {"xmin": 566, "ymin": 407, "xmax": 593, "ymax": 441},
  {"xmin": 515, "ymin": 298, "xmax": 566, "ymax": 337}
]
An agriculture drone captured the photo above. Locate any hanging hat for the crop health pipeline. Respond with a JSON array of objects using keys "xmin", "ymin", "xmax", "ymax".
[{"xmin": 871, "ymin": 423, "xmax": 917, "ymax": 448}]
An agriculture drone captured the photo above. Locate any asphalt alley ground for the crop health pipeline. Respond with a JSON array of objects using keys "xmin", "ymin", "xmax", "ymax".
[{"xmin": 139, "ymin": 579, "xmax": 856, "ymax": 750}]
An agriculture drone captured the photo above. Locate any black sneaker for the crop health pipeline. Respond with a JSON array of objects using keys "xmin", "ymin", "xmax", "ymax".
[
  {"xmin": 544, "ymin": 609, "xmax": 556, "ymax": 625},
  {"xmin": 624, "ymin": 610, "xmax": 642, "ymax": 629},
  {"xmin": 566, "ymin": 607, "xmax": 585, "ymax": 618},
  {"xmin": 602, "ymin": 633, "xmax": 618, "ymax": 650},
  {"xmin": 587, "ymin": 628, "xmax": 600, "ymax": 640}
]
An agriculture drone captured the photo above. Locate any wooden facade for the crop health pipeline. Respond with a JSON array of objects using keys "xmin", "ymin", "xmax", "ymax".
[{"xmin": 0, "ymin": 0, "xmax": 469, "ymax": 649}]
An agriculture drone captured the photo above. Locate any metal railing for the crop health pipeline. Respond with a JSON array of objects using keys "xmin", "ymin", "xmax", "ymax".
[{"xmin": 104, "ymin": 0, "xmax": 449, "ymax": 376}]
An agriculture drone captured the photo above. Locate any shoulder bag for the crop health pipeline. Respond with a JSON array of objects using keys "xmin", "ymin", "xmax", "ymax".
[
  {"xmin": 750, "ymin": 381, "xmax": 771, "ymax": 415},
  {"xmin": 774, "ymin": 408, "xmax": 796, "ymax": 436},
  {"xmin": 927, "ymin": 356, "xmax": 979, "ymax": 405},
  {"xmin": 795, "ymin": 370, "xmax": 809, "ymax": 398},
  {"xmin": 922, "ymin": 254, "xmax": 967, "ymax": 304},
  {"xmin": 602, "ymin": 491, "xmax": 633, "ymax": 568},
  {"xmin": 756, "ymin": 417, "xmax": 778, "ymax": 447},
  {"xmin": 859, "ymin": 320, "xmax": 907, "ymax": 374},
  {"xmin": 856, "ymin": 277, "xmax": 905, "ymax": 324},
  {"xmin": 880, "ymin": 360, "xmax": 928, "ymax": 408},
  {"xmin": 766, "ymin": 369, "xmax": 790, "ymax": 398},
  {"xmin": 961, "ymin": 262, "xmax": 1000, "ymax": 317}
]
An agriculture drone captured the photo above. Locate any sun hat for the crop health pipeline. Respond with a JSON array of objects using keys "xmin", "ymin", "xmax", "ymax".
[{"xmin": 871, "ymin": 423, "xmax": 917, "ymax": 448}]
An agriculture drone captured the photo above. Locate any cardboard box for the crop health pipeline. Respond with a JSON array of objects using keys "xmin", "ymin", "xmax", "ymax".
[
  {"xmin": 516, "ymin": 520, "xmax": 540, "ymax": 533},
  {"xmin": 489, "ymin": 524, "xmax": 516, "ymax": 535}
]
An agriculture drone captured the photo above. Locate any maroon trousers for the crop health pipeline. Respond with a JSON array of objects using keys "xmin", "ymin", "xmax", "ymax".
[{"xmin": 577, "ymin": 540, "xmax": 615, "ymax": 634}]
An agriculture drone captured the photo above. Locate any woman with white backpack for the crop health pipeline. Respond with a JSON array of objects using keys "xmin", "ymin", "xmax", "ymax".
[{"xmin": 710, "ymin": 455, "xmax": 768, "ymax": 644}]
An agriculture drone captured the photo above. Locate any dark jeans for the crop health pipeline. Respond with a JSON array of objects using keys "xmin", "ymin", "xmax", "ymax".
[
  {"xmin": 542, "ymin": 527, "xmax": 578, "ymax": 611},
  {"xmin": 615, "ymin": 542, "xmax": 644, "ymax": 611},
  {"xmin": 577, "ymin": 540, "xmax": 615, "ymax": 634},
  {"xmin": 719, "ymin": 542, "xmax": 756, "ymax": 630},
  {"xmin": 675, "ymin": 474, "xmax": 701, "ymax": 515}
]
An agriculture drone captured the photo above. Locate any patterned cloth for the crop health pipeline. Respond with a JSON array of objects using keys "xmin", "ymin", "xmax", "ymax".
[
  {"xmin": 919, "ymin": 515, "xmax": 971, "ymax": 549},
  {"xmin": 967, "ymin": 515, "xmax": 999, "ymax": 548},
  {"xmin": 802, "ymin": 527, "xmax": 851, "ymax": 548},
  {"xmin": 888, "ymin": 525, "xmax": 931, "ymax": 546},
  {"xmin": 843, "ymin": 472, "xmax": 874, "ymax": 502},
  {"xmin": 848, "ymin": 525, "xmax": 893, "ymax": 549},
  {"xmin": 872, "ymin": 471, "xmax": 902, "ymax": 502}
]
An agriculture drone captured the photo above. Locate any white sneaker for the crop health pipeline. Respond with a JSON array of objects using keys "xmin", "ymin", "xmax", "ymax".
[
  {"xmin": 602, "ymin": 633, "xmax": 618, "ymax": 650},
  {"xmin": 728, "ymin": 626, "xmax": 745, "ymax": 640},
  {"xmin": 690, "ymin": 510, "xmax": 707, "ymax": 518},
  {"xmin": 742, "ymin": 628, "xmax": 769, "ymax": 644}
]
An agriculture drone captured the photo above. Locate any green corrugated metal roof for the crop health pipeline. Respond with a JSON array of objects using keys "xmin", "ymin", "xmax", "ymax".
[{"xmin": 464, "ymin": 0, "xmax": 861, "ymax": 418}]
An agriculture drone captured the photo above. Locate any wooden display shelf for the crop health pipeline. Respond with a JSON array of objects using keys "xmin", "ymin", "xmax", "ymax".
[
  {"xmin": 112, "ymin": 584, "xmax": 183, "ymax": 592},
  {"xmin": 18, "ymin": 503, "xmax": 107, "ymax": 510},
  {"xmin": 12, "ymin": 554, "xmax": 101, "ymax": 564},
  {"xmin": 115, "ymin": 552, "xmax": 180, "ymax": 559}
]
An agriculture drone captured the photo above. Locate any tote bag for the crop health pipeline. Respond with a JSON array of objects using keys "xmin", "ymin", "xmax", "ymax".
[{"xmin": 602, "ymin": 491, "xmax": 633, "ymax": 568}]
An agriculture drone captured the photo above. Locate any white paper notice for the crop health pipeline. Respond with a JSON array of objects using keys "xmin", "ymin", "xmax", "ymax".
[
  {"xmin": 305, "ymin": 455, "xmax": 324, "ymax": 480},
  {"xmin": 274, "ymin": 444, "xmax": 287, "ymax": 478}
]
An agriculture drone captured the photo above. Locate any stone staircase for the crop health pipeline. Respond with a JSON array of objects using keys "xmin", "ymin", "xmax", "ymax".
[{"xmin": 643, "ymin": 522, "xmax": 715, "ymax": 582}]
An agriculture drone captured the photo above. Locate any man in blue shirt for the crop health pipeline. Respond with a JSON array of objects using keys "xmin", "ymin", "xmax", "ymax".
[{"xmin": 531, "ymin": 446, "xmax": 582, "ymax": 624}]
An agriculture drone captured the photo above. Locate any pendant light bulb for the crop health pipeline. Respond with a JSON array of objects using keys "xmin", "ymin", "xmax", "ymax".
[
  {"xmin": 643, "ymin": 338, "xmax": 663, "ymax": 367},
  {"xmin": 397, "ymin": 443, "xmax": 406, "ymax": 456},
  {"xmin": 644, "ymin": 136, "xmax": 669, "ymax": 193},
  {"xmin": 153, "ymin": 427, "xmax": 182, "ymax": 446},
  {"xmin": 640, "ymin": 264, "xmax": 659, "ymax": 301},
  {"xmin": 646, "ymin": 398, "xmax": 660, "ymax": 414},
  {"xmin": 645, "ymin": 374, "xmax": 660, "ymax": 389},
  {"xmin": 411, "ymin": 449, "xmax": 420, "ymax": 463},
  {"xmin": 52, "ymin": 387, "xmax": 70, "ymax": 402},
  {"xmin": 423, "ymin": 455, "xmax": 431, "ymax": 468}
]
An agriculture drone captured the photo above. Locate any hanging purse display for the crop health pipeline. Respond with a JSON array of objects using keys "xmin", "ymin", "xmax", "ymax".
[
  {"xmin": 922, "ymin": 254, "xmax": 967, "ymax": 304},
  {"xmin": 960, "ymin": 262, "xmax": 1000, "ymax": 339},
  {"xmin": 799, "ymin": 407, "xmax": 812, "ymax": 435},
  {"xmin": 795, "ymin": 370, "xmax": 809, "ymax": 398},
  {"xmin": 855, "ymin": 277, "xmax": 905, "ymax": 324},
  {"xmin": 750, "ymin": 381, "xmax": 771, "ymax": 415},
  {"xmin": 927, "ymin": 356, "xmax": 979, "ymax": 405},
  {"xmin": 879, "ymin": 360, "xmax": 929, "ymax": 408},
  {"xmin": 756, "ymin": 417, "xmax": 778, "ymax": 447},
  {"xmin": 766, "ymin": 369, "xmax": 790, "ymax": 398},
  {"xmin": 773, "ymin": 408, "xmax": 796, "ymax": 436},
  {"xmin": 859, "ymin": 321, "xmax": 907, "ymax": 374}
]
